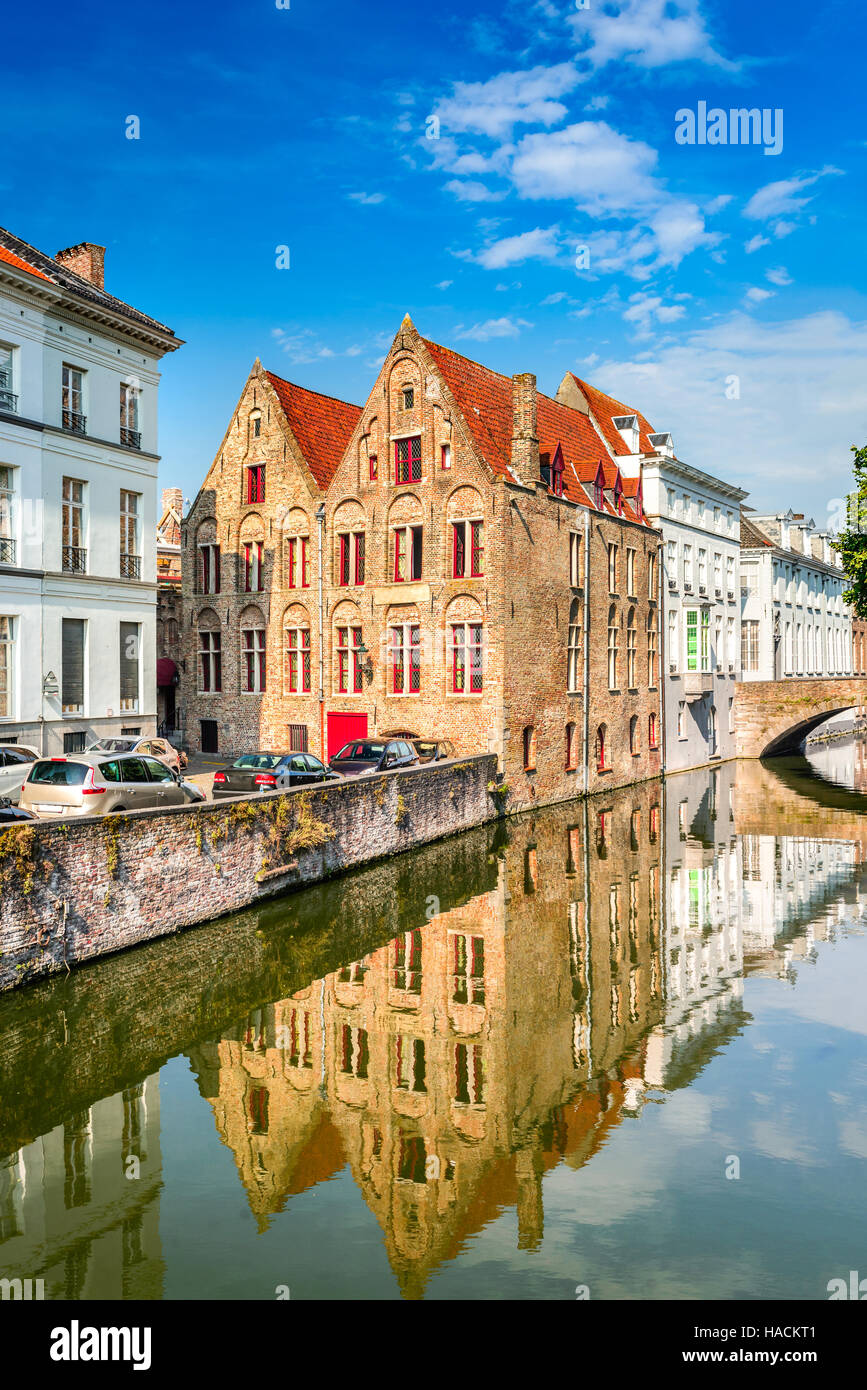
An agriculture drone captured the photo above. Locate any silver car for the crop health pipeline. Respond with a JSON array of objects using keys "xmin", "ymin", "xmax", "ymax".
[
  {"xmin": 0, "ymin": 744, "xmax": 39, "ymax": 805},
  {"xmin": 21, "ymin": 751, "xmax": 189, "ymax": 818}
]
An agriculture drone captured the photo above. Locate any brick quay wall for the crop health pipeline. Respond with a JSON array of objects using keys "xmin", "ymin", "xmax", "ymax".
[{"xmin": 0, "ymin": 756, "xmax": 498, "ymax": 994}]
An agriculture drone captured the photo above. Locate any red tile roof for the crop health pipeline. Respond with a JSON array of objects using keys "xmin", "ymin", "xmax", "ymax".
[
  {"xmin": 566, "ymin": 374, "xmax": 656, "ymax": 456},
  {"xmin": 740, "ymin": 515, "xmax": 773, "ymax": 548},
  {"xmin": 0, "ymin": 243, "xmax": 53, "ymax": 283},
  {"xmin": 421, "ymin": 337, "xmax": 653, "ymax": 524},
  {"xmin": 266, "ymin": 372, "xmax": 362, "ymax": 489}
]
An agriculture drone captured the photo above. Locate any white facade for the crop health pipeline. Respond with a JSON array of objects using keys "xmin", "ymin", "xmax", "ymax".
[
  {"xmin": 641, "ymin": 451, "xmax": 747, "ymax": 770},
  {"xmin": 740, "ymin": 511, "xmax": 852, "ymax": 682},
  {"xmin": 0, "ymin": 232, "xmax": 181, "ymax": 754}
]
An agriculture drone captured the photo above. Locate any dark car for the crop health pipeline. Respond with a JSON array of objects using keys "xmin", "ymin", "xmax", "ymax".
[
  {"xmin": 0, "ymin": 796, "xmax": 37, "ymax": 824},
  {"xmin": 412, "ymin": 738, "xmax": 456, "ymax": 764},
  {"xmin": 211, "ymin": 751, "xmax": 336, "ymax": 798},
  {"xmin": 328, "ymin": 738, "xmax": 419, "ymax": 778}
]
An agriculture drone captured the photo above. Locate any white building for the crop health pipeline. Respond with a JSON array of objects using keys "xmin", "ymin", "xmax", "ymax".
[
  {"xmin": 739, "ymin": 511, "xmax": 852, "ymax": 682},
  {"xmin": 0, "ymin": 227, "xmax": 182, "ymax": 754}
]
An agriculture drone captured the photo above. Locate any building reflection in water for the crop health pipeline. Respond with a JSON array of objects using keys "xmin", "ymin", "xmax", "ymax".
[{"xmin": 2, "ymin": 757, "xmax": 866, "ymax": 1301}]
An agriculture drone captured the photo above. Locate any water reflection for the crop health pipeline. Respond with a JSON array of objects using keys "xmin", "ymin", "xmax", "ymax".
[{"xmin": 2, "ymin": 755, "xmax": 866, "ymax": 1300}]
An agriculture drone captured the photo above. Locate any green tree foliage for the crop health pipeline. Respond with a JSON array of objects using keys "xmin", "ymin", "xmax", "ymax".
[{"xmin": 837, "ymin": 444, "xmax": 867, "ymax": 619}]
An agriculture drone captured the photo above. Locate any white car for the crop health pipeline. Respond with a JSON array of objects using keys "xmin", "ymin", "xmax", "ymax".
[
  {"xmin": 87, "ymin": 735, "xmax": 187, "ymax": 773},
  {"xmin": 0, "ymin": 744, "xmax": 39, "ymax": 805}
]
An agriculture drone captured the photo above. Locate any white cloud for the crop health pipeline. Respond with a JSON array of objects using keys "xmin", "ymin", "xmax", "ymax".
[
  {"xmin": 650, "ymin": 200, "xmax": 720, "ymax": 267},
  {"xmin": 743, "ymin": 167, "xmax": 842, "ymax": 221},
  {"xmin": 584, "ymin": 94, "xmax": 609, "ymax": 112},
  {"xmin": 435, "ymin": 279, "xmax": 453, "ymax": 290},
  {"xmin": 744, "ymin": 286, "xmax": 774, "ymax": 303},
  {"xmin": 591, "ymin": 309, "xmax": 867, "ymax": 513},
  {"xmin": 466, "ymin": 225, "xmax": 562, "ymax": 270},
  {"xmin": 623, "ymin": 291, "xmax": 689, "ymax": 333},
  {"xmin": 571, "ymin": 0, "xmax": 739, "ymax": 72},
  {"xmin": 510, "ymin": 121, "xmax": 660, "ymax": 215},
  {"xmin": 348, "ymin": 191, "xmax": 386, "ymax": 205},
  {"xmin": 744, "ymin": 234, "xmax": 770, "ymax": 254},
  {"xmin": 542, "ymin": 291, "xmax": 569, "ymax": 305},
  {"xmin": 454, "ymin": 316, "xmax": 533, "ymax": 341},
  {"xmin": 444, "ymin": 179, "xmax": 506, "ymax": 202},
  {"xmin": 766, "ymin": 267, "xmax": 792, "ymax": 286},
  {"xmin": 432, "ymin": 62, "xmax": 583, "ymax": 140}
]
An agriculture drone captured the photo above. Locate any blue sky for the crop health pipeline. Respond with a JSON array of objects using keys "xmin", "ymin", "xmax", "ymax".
[{"xmin": 4, "ymin": 0, "xmax": 865, "ymax": 519}]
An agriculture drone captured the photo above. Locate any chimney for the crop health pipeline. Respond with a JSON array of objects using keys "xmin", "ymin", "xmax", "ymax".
[
  {"xmin": 511, "ymin": 372, "xmax": 539, "ymax": 479},
  {"xmin": 162, "ymin": 487, "xmax": 183, "ymax": 517},
  {"xmin": 55, "ymin": 242, "xmax": 106, "ymax": 290}
]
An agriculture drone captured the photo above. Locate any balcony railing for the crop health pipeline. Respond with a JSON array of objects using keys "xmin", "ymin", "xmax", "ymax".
[
  {"xmin": 62, "ymin": 409, "xmax": 86, "ymax": 435},
  {"xmin": 120, "ymin": 426, "xmax": 141, "ymax": 449},
  {"xmin": 62, "ymin": 546, "xmax": 87, "ymax": 574},
  {"xmin": 120, "ymin": 552, "xmax": 142, "ymax": 579},
  {"xmin": 0, "ymin": 537, "xmax": 15, "ymax": 565},
  {"xmin": 0, "ymin": 387, "xmax": 17, "ymax": 413}
]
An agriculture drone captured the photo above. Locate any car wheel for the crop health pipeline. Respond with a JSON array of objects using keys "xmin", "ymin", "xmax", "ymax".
[{"xmin": 108, "ymin": 805, "xmax": 126, "ymax": 813}]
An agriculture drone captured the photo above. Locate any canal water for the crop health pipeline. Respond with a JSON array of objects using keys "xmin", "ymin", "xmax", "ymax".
[{"xmin": 2, "ymin": 750, "xmax": 866, "ymax": 1301}]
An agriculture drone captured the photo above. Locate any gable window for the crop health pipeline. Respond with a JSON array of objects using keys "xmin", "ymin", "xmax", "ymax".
[
  {"xmin": 336, "ymin": 625, "xmax": 364, "ymax": 693},
  {"xmin": 441, "ymin": 443, "xmax": 451, "ymax": 470},
  {"xmin": 452, "ymin": 520, "xmax": 484, "ymax": 578},
  {"xmin": 608, "ymin": 543, "xmax": 618, "ymax": 593},
  {"xmin": 286, "ymin": 536, "xmax": 310, "ymax": 589},
  {"xmin": 570, "ymin": 532, "xmax": 582, "ymax": 587},
  {"xmin": 401, "ymin": 387, "xmax": 414, "ymax": 411},
  {"xmin": 390, "ymin": 623, "xmax": 421, "ymax": 694},
  {"xmin": 567, "ymin": 600, "xmax": 581, "ymax": 692},
  {"xmin": 120, "ymin": 490, "xmax": 141, "ymax": 579},
  {"xmin": 338, "ymin": 531, "xmax": 365, "ymax": 586},
  {"xmin": 394, "ymin": 524, "xmax": 422, "ymax": 581},
  {"xmin": 0, "ymin": 616, "xmax": 13, "ymax": 717},
  {"xmin": 369, "ymin": 453, "xmax": 378, "ymax": 481},
  {"xmin": 607, "ymin": 605, "xmax": 618, "ymax": 690},
  {"xmin": 250, "ymin": 411, "xmax": 261, "ymax": 439},
  {"xmin": 198, "ymin": 543, "xmax": 221, "ymax": 594},
  {"xmin": 244, "ymin": 541, "xmax": 264, "ymax": 592},
  {"xmin": 242, "ymin": 626, "xmax": 266, "ymax": 693},
  {"xmin": 198, "ymin": 627, "xmax": 221, "ymax": 692},
  {"xmin": 450, "ymin": 622, "xmax": 483, "ymax": 693},
  {"xmin": 395, "ymin": 436, "xmax": 421, "ymax": 484},
  {"xmin": 62, "ymin": 364, "xmax": 86, "ymax": 434},
  {"xmin": 594, "ymin": 475, "xmax": 604, "ymax": 511},
  {"xmin": 119, "ymin": 382, "xmax": 140, "ymax": 448},
  {"xmin": 245, "ymin": 464, "xmax": 265, "ymax": 504},
  {"xmin": 284, "ymin": 626, "xmax": 311, "ymax": 694}
]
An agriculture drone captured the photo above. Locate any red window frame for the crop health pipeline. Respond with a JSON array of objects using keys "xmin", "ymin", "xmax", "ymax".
[
  {"xmin": 369, "ymin": 453, "xmax": 378, "ymax": 481},
  {"xmin": 451, "ymin": 622, "xmax": 483, "ymax": 694},
  {"xmin": 242, "ymin": 628, "xmax": 266, "ymax": 693},
  {"xmin": 246, "ymin": 465, "xmax": 266, "ymax": 504},
  {"xmin": 452, "ymin": 522, "xmax": 465, "ymax": 579},
  {"xmin": 287, "ymin": 537, "xmax": 297, "ymax": 589},
  {"xmin": 336, "ymin": 626, "xmax": 363, "ymax": 694},
  {"xmin": 338, "ymin": 533, "xmax": 350, "ymax": 586},
  {"xmin": 471, "ymin": 520, "xmax": 484, "ymax": 577},
  {"xmin": 395, "ymin": 436, "xmax": 421, "ymax": 484},
  {"xmin": 301, "ymin": 536, "xmax": 310, "ymax": 588},
  {"xmin": 648, "ymin": 712, "xmax": 659, "ymax": 749},
  {"xmin": 198, "ymin": 544, "xmax": 221, "ymax": 595},
  {"xmin": 244, "ymin": 541, "xmax": 263, "ymax": 593},
  {"xmin": 354, "ymin": 532, "xmax": 365, "ymax": 585},
  {"xmin": 393, "ymin": 525, "xmax": 422, "ymax": 582},
  {"xmin": 596, "ymin": 726, "xmax": 607, "ymax": 771},
  {"xmin": 285, "ymin": 627, "xmax": 311, "ymax": 694},
  {"xmin": 390, "ymin": 624, "xmax": 421, "ymax": 694},
  {"xmin": 198, "ymin": 630, "xmax": 221, "ymax": 692}
]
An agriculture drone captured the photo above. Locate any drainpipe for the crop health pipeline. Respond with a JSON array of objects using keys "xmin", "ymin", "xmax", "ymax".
[
  {"xmin": 316, "ymin": 503, "xmax": 326, "ymax": 760},
  {"xmin": 658, "ymin": 536, "xmax": 666, "ymax": 779},
  {"xmin": 582, "ymin": 507, "xmax": 591, "ymax": 795}
]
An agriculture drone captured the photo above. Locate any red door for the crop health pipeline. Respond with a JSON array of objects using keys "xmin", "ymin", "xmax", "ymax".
[{"xmin": 328, "ymin": 712, "xmax": 368, "ymax": 761}]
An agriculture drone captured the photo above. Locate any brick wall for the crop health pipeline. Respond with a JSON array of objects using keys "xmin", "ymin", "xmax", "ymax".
[{"xmin": 0, "ymin": 755, "xmax": 497, "ymax": 993}]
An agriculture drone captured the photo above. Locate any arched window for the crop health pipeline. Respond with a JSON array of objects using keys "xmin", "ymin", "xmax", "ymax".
[
  {"xmin": 567, "ymin": 598, "xmax": 581, "ymax": 692},
  {"xmin": 240, "ymin": 614, "xmax": 266, "ymax": 694},
  {"xmin": 595, "ymin": 724, "xmax": 607, "ymax": 772},
  {"xmin": 607, "ymin": 606, "xmax": 619, "ymax": 690},
  {"xmin": 249, "ymin": 409, "xmax": 262, "ymax": 440},
  {"xmin": 565, "ymin": 722, "xmax": 578, "ymax": 770},
  {"xmin": 648, "ymin": 712, "xmax": 659, "ymax": 749},
  {"xmin": 626, "ymin": 607, "xmax": 637, "ymax": 688},
  {"xmin": 647, "ymin": 611, "xmax": 657, "ymax": 688},
  {"xmin": 523, "ymin": 725, "xmax": 537, "ymax": 772},
  {"xmin": 283, "ymin": 612, "xmax": 311, "ymax": 695},
  {"xmin": 197, "ymin": 610, "xmax": 222, "ymax": 693},
  {"xmin": 629, "ymin": 715, "xmax": 639, "ymax": 755}
]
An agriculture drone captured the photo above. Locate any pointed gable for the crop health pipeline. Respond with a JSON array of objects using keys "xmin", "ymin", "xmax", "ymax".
[
  {"xmin": 266, "ymin": 372, "xmax": 362, "ymax": 490},
  {"xmin": 421, "ymin": 338, "xmax": 518, "ymax": 480},
  {"xmin": 566, "ymin": 374, "xmax": 656, "ymax": 457}
]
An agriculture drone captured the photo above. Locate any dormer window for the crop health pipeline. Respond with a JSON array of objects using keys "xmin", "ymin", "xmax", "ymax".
[
  {"xmin": 594, "ymin": 473, "xmax": 604, "ymax": 511},
  {"xmin": 649, "ymin": 432, "xmax": 674, "ymax": 458},
  {"xmin": 401, "ymin": 387, "xmax": 414, "ymax": 411},
  {"xmin": 613, "ymin": 414, "xmax": 639, "ymax": 454}
]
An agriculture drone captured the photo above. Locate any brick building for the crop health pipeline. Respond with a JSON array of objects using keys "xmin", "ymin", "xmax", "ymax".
[
  {"xmin": 156, "ymin": 486, "xmax": 182, "ymax": 734},
  {"xmin": 180, "ymin": 317, "xmax": 662, "ymax": 808}
]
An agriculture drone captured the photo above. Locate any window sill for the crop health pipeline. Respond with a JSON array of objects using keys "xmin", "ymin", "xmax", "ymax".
[
  {"xmin": 524, "ymin": 765, "xmax": 536, "ymax": 774},
  {"xmin": 596, "ymin": 766, "xmax": 611, "ymax": 775}
]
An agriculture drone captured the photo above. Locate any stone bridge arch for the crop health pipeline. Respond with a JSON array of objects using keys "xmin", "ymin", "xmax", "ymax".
[{"xmin": 733, "ymin": 678, "xmax": 867, "ymax": 758}]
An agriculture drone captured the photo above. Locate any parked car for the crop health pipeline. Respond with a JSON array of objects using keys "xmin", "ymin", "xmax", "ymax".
[
  {"xmin": 0, "ymin": 744, "xmax": 39, "ymax": 804},
  {"xmin": 328, "ymin": 738, "xmax": 419, "ymax": 778},
  {"xmin": 412, "ymin": 738, "xmax": 456, "ymax": 764},
  {"xmin": 178, "ymin": 778, "xmax": 207, "ymax": 804},
  {"xmin": 20, "ymin": 752, "xmax": 190, "ymax": 818},
  {"xmin": 87, "ymin": 735, "xmax": 187, "ymax": 772},
  {"xmin": 212, "ymin": 751, "xmax": 337, "ymax": 798},
  {"xmin": 0, "ymin": 796, "xmax": 37, "ymax": 824}
]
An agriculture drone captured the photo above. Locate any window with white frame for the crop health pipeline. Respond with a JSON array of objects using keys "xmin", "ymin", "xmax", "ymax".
[
  {"xmin": 62, "ymin": 364, "xmax": 85, "ymax": 433},
  {"xmin": 727, "ymin": 615, "xmax": 735, "ymax": 668},
  {"xmin": 119, "ymin": 490, "xmax": 141, "ymax": 578},
  {"xmin": 626, "ymin": 607, "xmax": 637, "ymax": 687},
  {"xmin": 198, "ymin": 542, "xmax": 221, "ymax": 594},
  {"xmin": 626, "ymin": 548, "xmax": 636, "ymax": 596},
  {"xmin": 607, "ymin": 604, "xmax": 619, "ymax": 689},
  {"xmin": 714, "ymin": 613, "xmax": 723, "ymax": 669},
  {"xmin": 198, "ymin": 627, "xmax": 222, "ymax": 692},
  {"xmin": 394, "ymin": 1035, "xmax": 426, "ymax": 1093},
  {"xmin": 569, "ymin": 531, "xmax": 582, "ymax": 586},
  {"xmin": 698, "ymin": 548, "xmax": 707, "ymax": 591},
  {"xmin": 0, "ymin": 344, "xmax": 14, "ymax": 408},
  {"xmin": 61, "ymin": 618, "xmax": 86, "ymax": 714},
  {"xmin": 741, "ymin": 619, "xmax": 760, "ymax": 673},
  {"xmin": 677, "ymin": 700, "xmax": 686, "ymax": 738},
  {"xmin": 668, "ymin": 608, "xmax": 678, "ymax": 671},
  {"xmin": 608, "ymin": 543, "xmax": 618, "ymax": 593},
  {"xmin": 454, "ymin": 1042, "xmax": 485, "ymax": 1106},
  {"xmin": 0, "ymin": 466, "xmax": 14, "ymax": 564},
  {"xmin": 0, "ymin": 616, "xmax": 13, "ymax": 717},
  {"xmin": 685, "ymin": 607, "xmax": 710, "ymax": 672},
  {"xmin": 683, "ymin": 543, "xmax": 693, "ymax": 589},
  {"xmin": 648, "ymin": 550, "xmax": 656, "ymax": 597},
  {"xmin": 647, "ymin": 611, "xmax": 658, "ymax": 687},
  {"xmin": 119, "ymin": 381, "xmax": 140, "ymax": 447},
  {"xmin": 242, "ymin": 625, "xmax": 266, "ymax": 693},
  {"xmin": 393, "ymin": 524, "xmax": 422, "ymax": 581},
  {"xmin": 726, "ymin": 554, "xmax": 734, "ymax": 593},
  {"xmin": 62, "ymin": 477, "xmax": 86, "ymax": 572},
  {"xmin": 567, "ymin": 599, "xmax": 581, "ymax": 692},
  {"xmin": 119, "ymin": 622, "xmax": 140, "ymax": 712}
]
